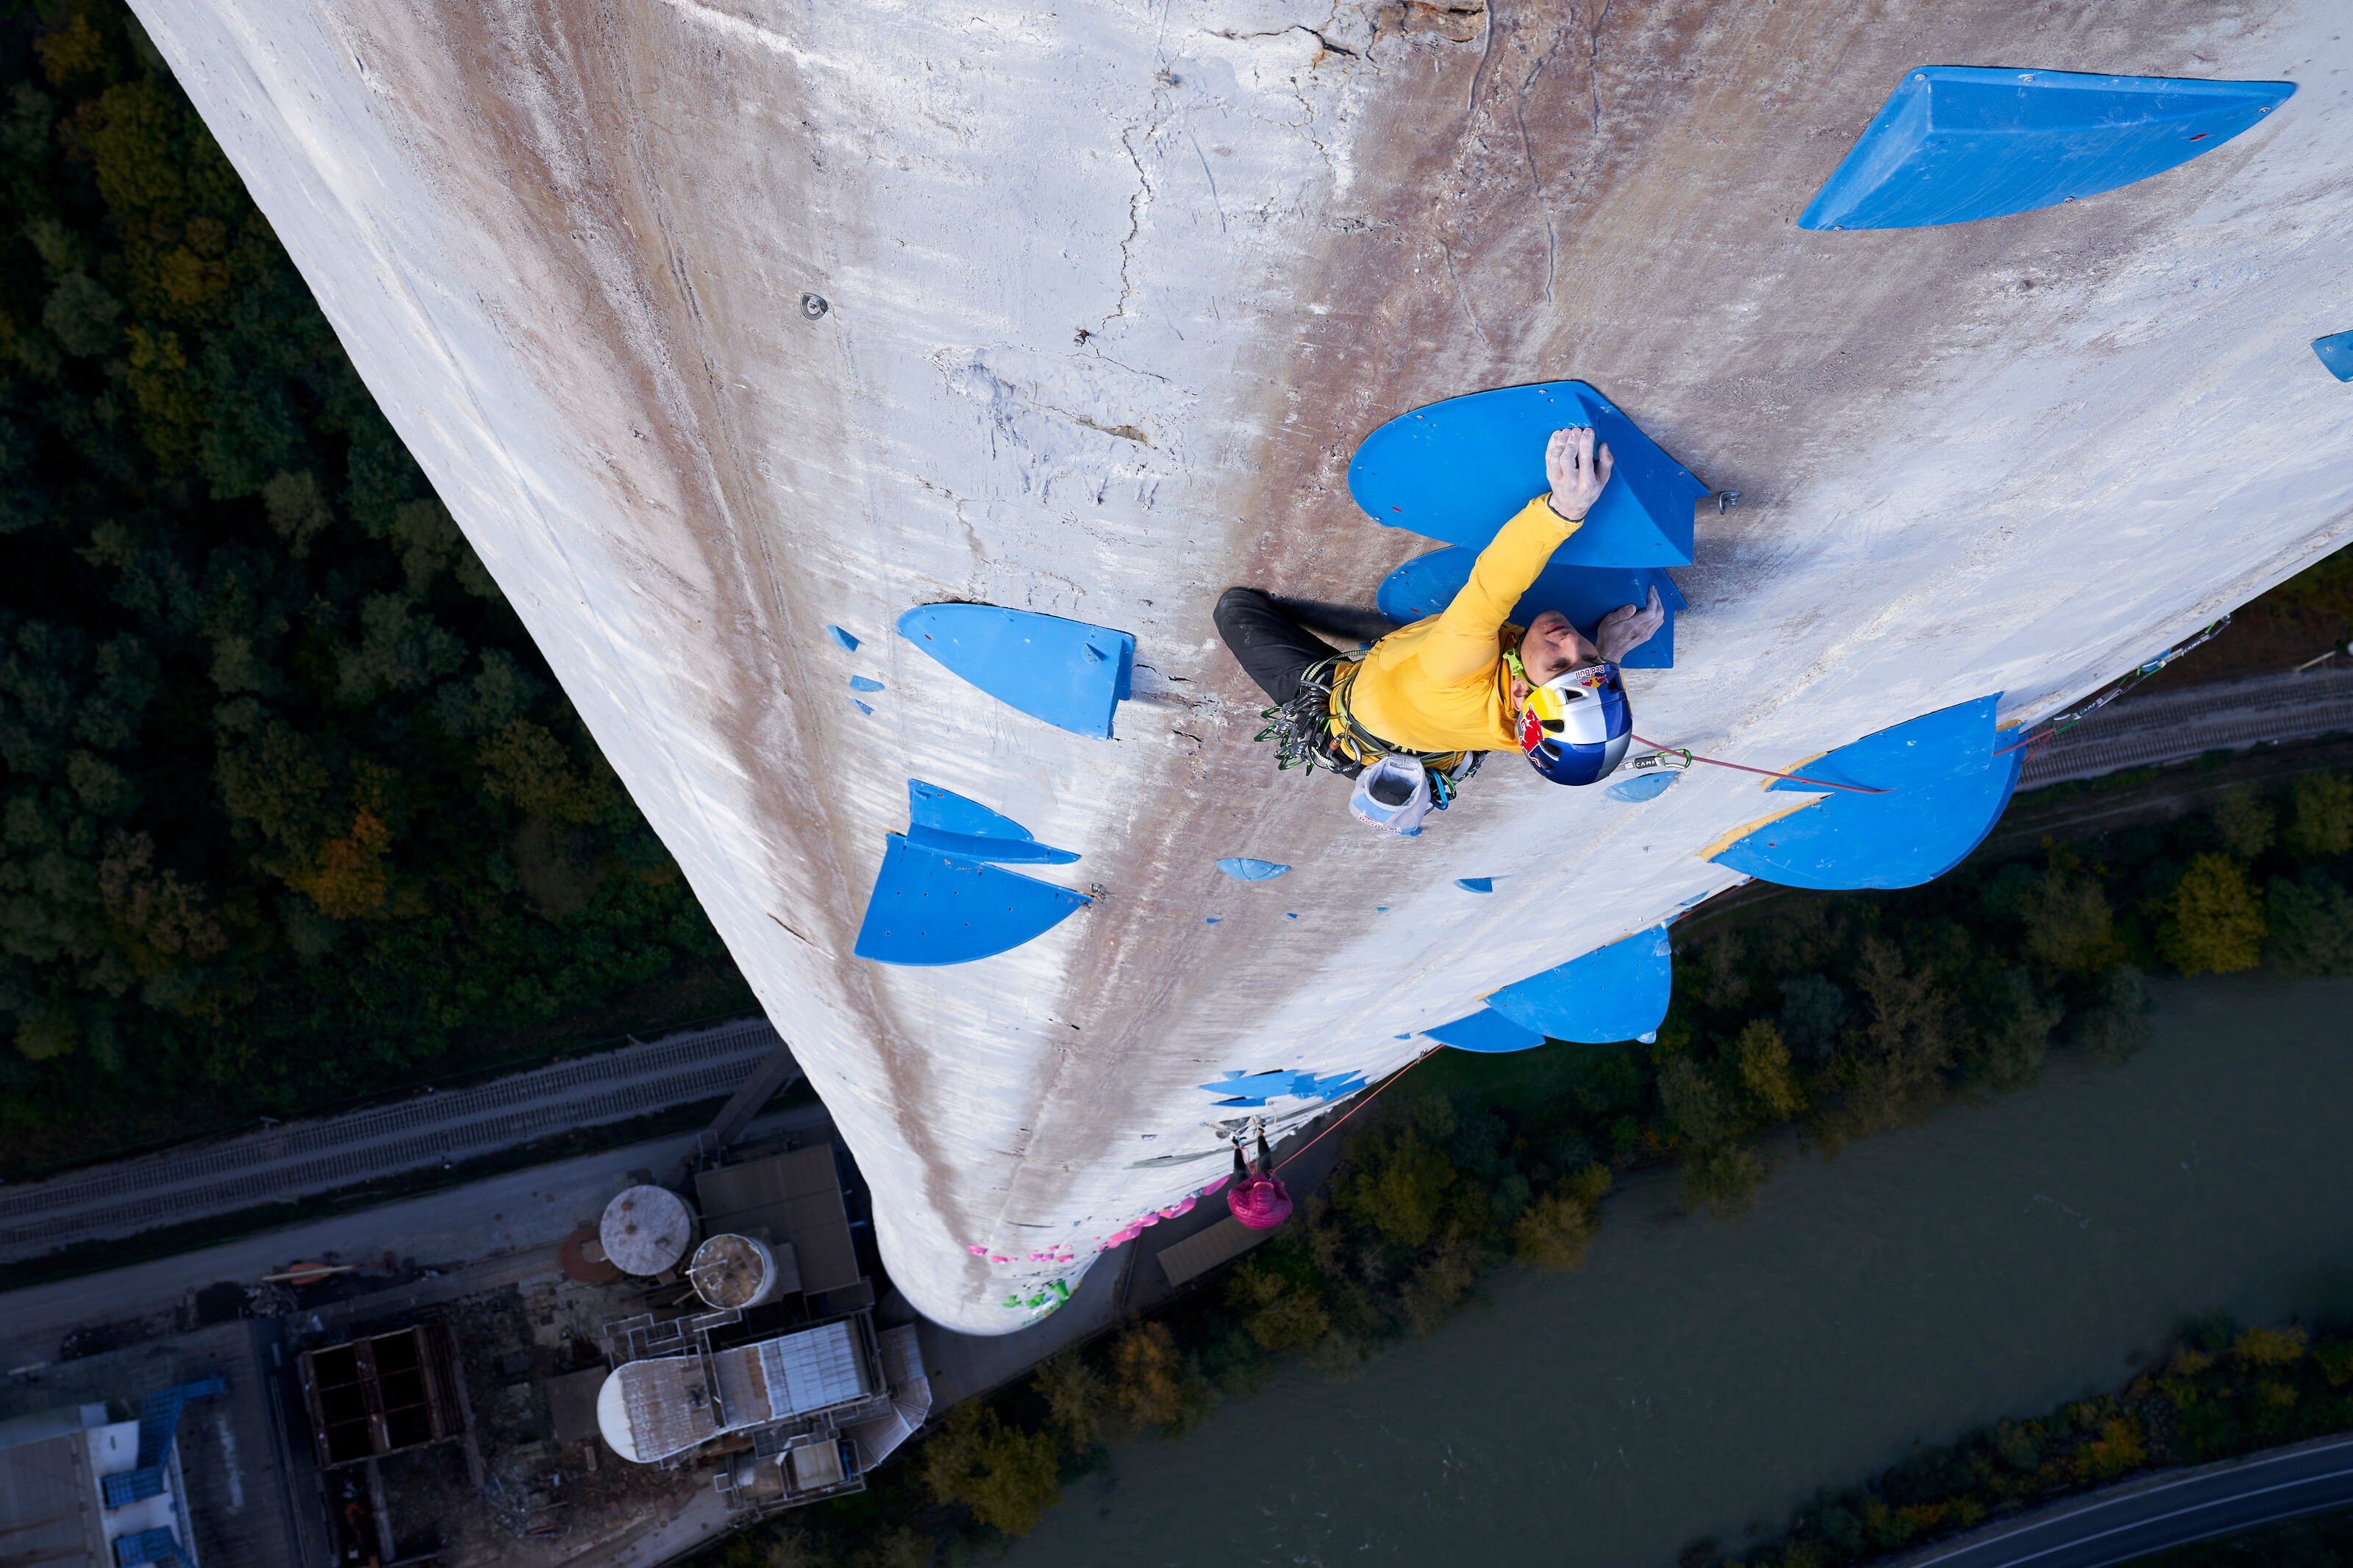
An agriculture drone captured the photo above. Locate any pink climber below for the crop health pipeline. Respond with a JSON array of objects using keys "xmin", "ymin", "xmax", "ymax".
[{"xmin": 1226, "ymin": 1125, "xmax": 1293, "ymax": 1231}]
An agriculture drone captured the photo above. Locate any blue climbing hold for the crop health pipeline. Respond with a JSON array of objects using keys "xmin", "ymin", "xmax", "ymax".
[
  {"xmin": 2315, "ymin": 332, "xmax": 2353, "ymax": 383},
  {"xmin": 849, "ymin": 676, "xmax": 884, "ymax": 692},
  {"xmin": 826, "ymin": 625, "xmax": 860, "ymax": 651},
  {"xmin": 1710, "ymin": 695, "xmax": 2023, "ymax": 891},
  {"xmin": 1204, "ymin": 917, "xmax": 1221, "ymax": 924},
  {"xmin": 1348, "ymin": 382, "xmax": 1707, "ymax": 567},
  {"xmin": 854, "ymin": 782, "xmax": 1090, "ymax": 965},
  {"xmin": 896, "ymin": 604, "xmax": 1135, "ymax": 740},
  {"xmin": 853, "ymin": 838, "xmax": 1093, "ymax": 966},
  {"xmin": 851, "ymin": 701, "xmax": 874, "ymax": 716},
  {"xmin": 1216, "ymin": 859, "xmax": 1290, "ymax": 881},
  {"xmin": 1378, "ymin": 551, "xmax": 1686, "ymax": 669},
  {"xmin": 1425, "ymin": 1008, "xmax": 1546, "ymax": 1054},
  {"xmin": 1607, "ymin": 772, "xmax": 1677, "ymax": 803},
  {"xmin": 1800, "ymin": 68, "xmax": 2293, "ymax": 232},
  {"xmin": 1456, "ymin": 878, "xmax": 1494, "ymax": 894},
  {"xmin": 1199, "ymin": 1067, "xmax": 1368, "ymax": 1107},
  {"xmin": 904, "ymin": 780, "xmax": 1079, "ymax": 864},
  {"xmin": 1485, "ymin": 926, "xmax": 1673, "ymax": 1044}
]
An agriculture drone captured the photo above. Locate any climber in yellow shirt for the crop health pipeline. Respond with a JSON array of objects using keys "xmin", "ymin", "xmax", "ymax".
[{"xmin": 1216, "ymin": 426, "xmax": 1663, "ymax": 823}]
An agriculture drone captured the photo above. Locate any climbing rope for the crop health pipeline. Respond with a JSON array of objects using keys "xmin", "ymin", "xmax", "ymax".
[
  {"xmin": 1990, "ymin": 615, "xmax": 2232, "ymax": 759},
  {"xmin": 1629, "ymin": 735, "xmax": 1890, "ymax": 795},
  {"xmin": 1274, "ymin": 1046, "xmax": 1443, "ymax": 1173}
]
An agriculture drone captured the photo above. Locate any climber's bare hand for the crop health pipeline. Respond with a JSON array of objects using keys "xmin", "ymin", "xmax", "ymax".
[{"xmin": 1545, "ymin": 426, "xmax": 1613, "ymax": 520}]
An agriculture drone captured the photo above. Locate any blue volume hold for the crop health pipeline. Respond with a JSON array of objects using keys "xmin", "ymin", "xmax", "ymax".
[
  {"xmin": 1710, "ymin": 695, "xmax": 2023, "ymax": 891},
  {"xmin": 1800, "ymin": 68, "xmax": 2293, "ymax": 232},
  {"xmin": 1216, "ymin": 858, "xmax": 1290, "ymax": 881},
  {"xmin": 1378, "ymin": 551, "xmax": 1686, "ymax": 669},
  {"xmin": 1606, "ymin": 772, "xmax": 1677, "ymax": 803},
  {"xmin": 852, "ymin": 837, "xmax": 1092, "ymax": 966},
  {"xmin": 2314, "ymin": 332, "xmax": 2353, "ymax": 383},
  {"xmin": 1485, "ymin": 926, "xmax": 1673, "ymax": 1044},
  {"xmin": 1347, "ymin": 382, "xmax": 1707, "ymax": 567},
  {"xmin": 904, "ymin": 779, "xmax": 1079, "ymax": 864},
  {"xmin": 896, "ymin": 604, "xmax": 1136, "ymax": 739},
  {"xmin": 826, "ymin": 625, "xmax": 860, "ymax": 651},
  {"xmin": 849, "ymin": 676, "xmax": 884, "ymax": 692},
  {"xmin": 1455, "ymin": 878, "xmax": 1494, "ymax": 894},
  {"xmin": 1425, "ymin": 1008, "xmax": 1546, "ymax": 1055}
]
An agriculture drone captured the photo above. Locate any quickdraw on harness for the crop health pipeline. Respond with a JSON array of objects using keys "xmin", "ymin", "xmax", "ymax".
[{"xmin": 1250, "ymin": 653, "xmax": 1480, "ymax": 808}]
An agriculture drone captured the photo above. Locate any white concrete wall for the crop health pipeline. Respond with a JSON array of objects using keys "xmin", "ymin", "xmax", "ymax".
[{"xmin": 136, "ymin": 0, "xmax": 2353, "ymax": 1331}]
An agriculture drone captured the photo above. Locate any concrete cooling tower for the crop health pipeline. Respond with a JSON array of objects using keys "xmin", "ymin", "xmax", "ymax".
[{"xmin": 133, "ymin": 0, "xmax": 2353, "ymax": 1331}]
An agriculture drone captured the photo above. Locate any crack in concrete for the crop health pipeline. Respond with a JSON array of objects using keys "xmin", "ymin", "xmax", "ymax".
[
  {"xmin": 1514, "ymin": 33, "xmax": 1563, "ymax": 304},
  {"xmin": 1585, "ymin": 0, "xmax": 1613, "ymax": 137},
  {"xmin": 1440, "ymin": 238, "xmax": 1490, "ymax": 349}
]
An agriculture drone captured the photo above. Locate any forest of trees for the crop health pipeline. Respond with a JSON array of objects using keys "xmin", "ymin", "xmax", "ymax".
[{"xmin": 0, "ymin": 0, "xmax": 749, "ymax": 1169}]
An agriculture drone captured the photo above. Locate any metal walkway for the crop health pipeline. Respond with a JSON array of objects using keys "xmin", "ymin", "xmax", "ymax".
[
  {"xmin": 0, "ymin": 1018, "xmax": 783, "ymax": 1261},
  {"xmin": 2020, "ymin": 667, "xmax": 2353, "ymax": 790}
]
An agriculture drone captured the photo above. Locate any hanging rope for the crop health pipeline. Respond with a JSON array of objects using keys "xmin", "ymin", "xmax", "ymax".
[
  {"xmin": 1274, "ymin": 1046, "xmax": 1443, "ymax": 1173},
  {"xmin": 1629, "ymin": 735, "xmax": 1890, "ymax": 795},
  {"xmin": 1991, "ymin": 614, "xmax": 2232, "ymax": 758}
]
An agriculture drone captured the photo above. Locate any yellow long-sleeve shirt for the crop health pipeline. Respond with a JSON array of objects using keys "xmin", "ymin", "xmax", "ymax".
[{"xmin": 1334, "ymin": 495, "xmax": 1579, "ymax": 756}]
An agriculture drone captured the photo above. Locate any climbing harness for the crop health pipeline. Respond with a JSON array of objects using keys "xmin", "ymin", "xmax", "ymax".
[
  {"xmin": 1990, "ymin": 615, "xmax": 2232, "ymax": 762},
  {"xmin": 1629, "ymin": 735, "xmax": 1890, "ymax": 795},
  {"xmin": 1253, "ymin": 652, "xmax": 1480, "ymax": 821}
]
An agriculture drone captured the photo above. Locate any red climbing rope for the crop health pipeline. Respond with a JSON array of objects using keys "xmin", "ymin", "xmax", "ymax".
[
  {"xmin": 1629, "ymin": 735, "xmax": 1890, "ymax": 795},
  {"xmin": 1275, "ymin": 1046, "xmax": 1443, "ymax": 1173}
]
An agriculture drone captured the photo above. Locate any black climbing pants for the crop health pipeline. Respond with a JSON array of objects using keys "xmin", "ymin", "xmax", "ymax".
[
  {"xmin": 1215, "ymin": 588, "xmax": 1337, "ymax": 709},
  {"xmin": 1232, "ymin": 1129, "xmax": 1274, "ymax": 1181}
]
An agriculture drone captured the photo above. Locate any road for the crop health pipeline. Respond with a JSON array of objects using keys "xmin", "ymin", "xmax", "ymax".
[
  {"xmin": 2018, "ymin": 666, "xmax": 2353, "ymax": 789},
  {"xmin": 1890, "ymin": 1435, "xmax": 2353, "ymax": 1568},
  {"xmin": 0, "ymin": 1016, "xmax": 782, "ymax": 1262}
]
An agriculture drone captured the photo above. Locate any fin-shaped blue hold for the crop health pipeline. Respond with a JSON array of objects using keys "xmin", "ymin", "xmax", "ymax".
[
  {"xmin": 826, "ymin": 625, "xmax": 860, "ymax": 651},
  {"xmin": 1378, "ymin": 551, "xmax": 1686, "ymax": 669},
  {"xmin": 849, "ymin": 676, "xmax": 884, "ymax": 692},
  {"xmin": 1456, "ymin": 878, "xmax": 1494, "ymax": 894},
  {"xmin": 2315, "ymin": 332, "xmax": 2353, "ymax": 383},
  {"xmin": 1710, "ymin": 695, "xmax": 2023, "ymax": 891},
  {"xmin": 1425, "ymin": 1008, "xmax": 1546, "ymax": 1054},
  {"xmin": 904, "ymin": 781, "xmax": 1079, "ymax": 864},
  {"xmin": 1216, "ymin": 858, "xmax": 1290, "ymax": 881},
  {"xmin": 1485, "ymin": 926, "xmax": 1673, "ymax": 1045},
  {"xmin": 1800, "ymin": 68, "xmax": 2293, "ymax": 232},
  {"xmin": 896, "ymin": 604, "xmax": 1136, "ymax": 739},
  {"xmin": 852, "ymin": 836, "xmax": 1092, "ymax": 965},
  {"xmin": 1349, "ymin": 383, "xmax": 1707, "ymax": 567}
]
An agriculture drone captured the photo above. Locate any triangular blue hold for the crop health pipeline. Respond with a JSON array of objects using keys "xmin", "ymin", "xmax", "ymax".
[
  {"xmin": 826, "ymin": 625, "xmax": 860, "ymax": 651},
  {"xmin": 1425, "ymin": 1008, "xmax": 1546, "ymax": 1054},
  {"xmin": 1607, "ymin": 772, "xmax": 1677, "ymax": 803},
  {"xmin": 2315, "ymin": 332, "xmax": 2353, "ymax": 383},
  {"xmin": 1710, "ymin": 695, "xmax": 2024, "ymax": 891},
  {"xmin": 1456, "ymin": 878, "xmax": 1494, "ymax": 894},
  {"xmin": 1485, "ymin": 926, "xmax": 1674, "ymax": 1045},
  {"xmin": 897, "ymin": 604, "xmax": 1136, "ymax": 739},
  {"xmin": 1377, "ymin": 551, "xmax": 1687, "ymax": 669},
  {"xmin": 1800, "ymin": 68, "xmax": 2293, "ymax": 232},
  {"xmin": 853, "ymin": 837, "xmax": 1091, "ymax": 965},
  {"xmin": 1216, "ymin": 858, "xmax": 1290, "ymax": 881},
  {"xmin": 855, "ymin": 782, "xmax": 1090, "ymax": 964},
  {"xmin": 1348, "ymin": 382, "xmax": 1707, "ymax": 567}
]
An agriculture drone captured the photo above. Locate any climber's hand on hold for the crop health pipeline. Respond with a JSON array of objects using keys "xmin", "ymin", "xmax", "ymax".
[
  {"xmin": 1545, "ymin": 426, "xmax": 1613, "ymax": 521},
  {"xmin": 1595, "ymin": 584, "xmax": 1665, "ymax": 664}
]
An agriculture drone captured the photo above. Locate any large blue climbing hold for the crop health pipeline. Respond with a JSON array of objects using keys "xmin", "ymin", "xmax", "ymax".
[
  {"xmin": 854, "ymin": 837, "xmax": 1091, "ymax": 965},
  {"xmin": 1800, "ymin": 68, "xmax": 2293, "ymax": 232},
  {"xmin": 1348, "ymin": 383, "xmax": 1707, "ymax": 566},
  {"xmin": 1377, "ymin": 550, "xmax": 1686, "ymax": 669},
  {"xmin": 856, "ymin": 781, "xmax": 1090, "ymax": 964},
  {"xmin": 897, "ymin": 604, "xmax": 1135, "ymax": 739},
  {"xmin": 1485, "ymin": 926, "xmax": 1673, "ymax": 1044},
  {"xmin": 1425, "ymin": 1008, "xmax": 1547, "ymax": 1054},
  {"xmin": 1215, "ymin": 858, "xmax": 1290, "ymax": 881},
  {"xmin": 2314, "ymin": 332, "xmax": 2353, "ymax": 383},
  {"xmin": 1710, "ymin": 695, "xmax": 2023, "ymax": 891}
]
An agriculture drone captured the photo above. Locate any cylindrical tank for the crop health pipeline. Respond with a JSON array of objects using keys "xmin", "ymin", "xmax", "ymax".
[
  {"xmin": 599, "ymin": 1184, "xmax": 697, "ymax": 1278},
  {"xmin": 688, "ymin": 1233, "xmax": 779, "ymax": 1309}
]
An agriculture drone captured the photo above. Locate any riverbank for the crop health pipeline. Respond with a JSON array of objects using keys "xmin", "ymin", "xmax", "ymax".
[{"xmin": 984, "ymin": 970, "xmax": 2353, "ymax": 1568}]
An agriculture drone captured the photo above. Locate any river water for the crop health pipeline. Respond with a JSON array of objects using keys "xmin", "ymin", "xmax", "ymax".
[{"xmin": 1002, "ymin": 974, "xmax": 2353, "ymax": 1568}]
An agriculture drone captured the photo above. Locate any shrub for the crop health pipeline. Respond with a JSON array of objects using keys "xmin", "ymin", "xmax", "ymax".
[
  {"xmin": 1226, "ymin": 1258, "xmax": 1332, "ymax": 1354},
  {"xmin": 2209, "ymin": 786, "xmax": 2276, "ymax": 858},
  {"xmin": 2158, "ymin": 854, "xmax": 2265, "ymax": 975},
  {"xmin": 915, "ymin": 1403, "xmax": 1062, "ymax": 1537},
  {"xmin": 2284, "ymin": 770, "xmax": 2353, "ymax": 855},
  {"xmin": 2265, "ymin": 870, "xmax": 2353, "ymax": 978},
  {"xmin": 1735, "ymin": 1018, "xmax": 1806, "ymax": 1120},
  {"xmin": 1511, "ymin": 1189, "xmax": 1596, "ymax": 1270},
  {"xmin": 2233, "ymin": 1324, "xmax": 2308, "ymax": 1367},
  {"xmin": 2021, "ymin": 870, "xmax": 2121, "ymax": 975},
  {"xmin": 1334, "ymin": 1127, "xmax": 1458, "ymax": 1249}
]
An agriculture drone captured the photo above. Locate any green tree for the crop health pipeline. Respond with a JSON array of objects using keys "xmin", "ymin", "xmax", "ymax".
[
  {"xmin": 2283, "ymin": 770, "xmax": 2353, "ymax": 856},
  {"xmin": 1226, "ymin": 1257, "xmax": 1332, "ymax": 1353},
  {"xmin": 2160, "ymin": 853, "xmax": 2266, "ymax": 975},
  {"xmin": 1334, "ymin": 1125, "xmax": 1458, "ymax": 1249},
  {"xmin": 2209, "ymin": 786, "xmax": 2276, "ymax": 859},
  {"xmin": 1682, "ymin": 1142, "xmax": 1766, "ymax": 1220},
  {"xmin": 915, "ymin": 1403, "xmax": 1061, "ymax": 1538},
  {"xmin": 2021, "ymin": 868, "xmax": 2121, "ymax": 975},
  {"xmin": 2265, "ymin": 870, "xmax": 2353, "ymax": 978},
  {"xmin": 1734, "ymin": 1018, "xmax": 1805, "ymax": 1120},
  {"xmin": 1030, "ymin": 1351, "xmax": 1113, "ymax": 1449},
  {"xmin": 1967, "ymin": 965, "xmax": 2063, "ymax": 1092},
  {"xmin": 1658, "ymin": 1054, "xmax": 1738, "ymax": 1146}
]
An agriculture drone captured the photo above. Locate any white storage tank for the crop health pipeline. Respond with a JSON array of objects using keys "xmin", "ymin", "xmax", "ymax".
[{"xmin": 599, "ymin": 1184, "xmax": 696, "ymax": 1278}]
